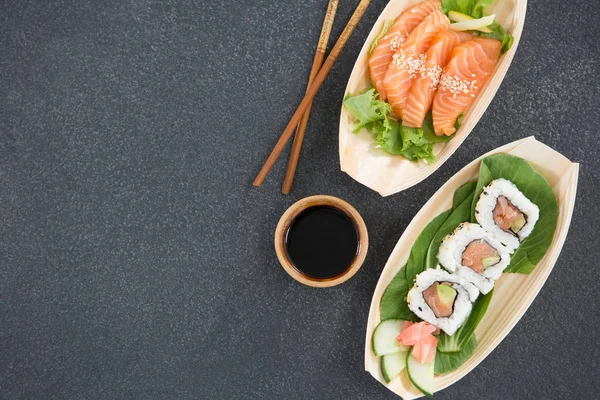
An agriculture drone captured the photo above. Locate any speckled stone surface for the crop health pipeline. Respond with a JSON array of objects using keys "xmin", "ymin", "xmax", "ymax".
[{"xmin": 0, "ymin": 0, "xmax": 598, "ymax": 399}]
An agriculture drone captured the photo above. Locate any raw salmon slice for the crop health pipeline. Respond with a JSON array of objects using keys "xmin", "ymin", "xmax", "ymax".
[
  {"xmin": 493, "ymin": 196, "xmax": 525, "ymax": 232},
  {"xmin": 402, "ymin": 30, "xmax": 472, "ymax": 128},
  {"xmin": 432, "ymin": 37, "xmax": 501, "ymax": 135},
  {"xmin": 383, "ymin": 9, "xmax": 450, "ymax": 119},
  {"xmin": 461, "ymin": 240, "xmax": 499, "ymax": 274},
  {"xmin": 368, "ymin": 0, "xmax": 440, "ymax": 101}
]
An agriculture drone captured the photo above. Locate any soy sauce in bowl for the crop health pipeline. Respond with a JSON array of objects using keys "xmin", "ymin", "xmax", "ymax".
[
  {"xmin": 275, "ymin": 195, "xmax": 368, "ymax": 288},
  {"xmin": 285, "ymin": 206, "xmax": 358, "ymax": 279}
]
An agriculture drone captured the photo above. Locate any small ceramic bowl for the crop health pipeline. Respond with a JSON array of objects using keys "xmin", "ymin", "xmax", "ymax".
[{"xmin": 274, "ymin": 195, "xmax": 368, "ymax": 288}]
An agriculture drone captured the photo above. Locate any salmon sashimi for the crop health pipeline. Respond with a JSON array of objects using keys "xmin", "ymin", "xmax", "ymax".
[
  {"xmin": 402, "ymin": 30, "xmax": 472, "ymax": 128},
  {"xmin": 383, "ymin": 9, "xmax": 450, "ymax": 119},
  {"xmin": 461, "ymin": 240, "xmax": 500, "ymax": 274},
  {"xmin": 432, "ymin": 37, "xmax": 502, "ymax": 135},
  {"xmin": 493, "ymin": 196, "xmax": 526, "ymax": 233},
  {"xmin": 368, "ymin": 0, "xmax": 441, "ymax": 101}
]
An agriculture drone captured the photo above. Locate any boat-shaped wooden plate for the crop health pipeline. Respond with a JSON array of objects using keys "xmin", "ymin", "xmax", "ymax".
[
  {"xmin": 364, "ymin": 136, "xmax": 579, "ymax": 399},
  {"xmin": 339, "ymin": 0, "xmax": 527, "ymax": 196}
]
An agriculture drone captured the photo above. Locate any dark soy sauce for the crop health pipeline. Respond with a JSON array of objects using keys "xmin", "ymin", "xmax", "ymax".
[{"xmin": 285, "ymin": 206, "xmax": 359, "ymax": 279}]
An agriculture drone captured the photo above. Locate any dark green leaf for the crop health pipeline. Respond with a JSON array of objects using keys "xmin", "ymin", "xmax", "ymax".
[
  {"xmin": 470, "ymin": 154, "xmax": 559, "ymax": 274},
  {"xmin": 437, "ymin": 290, "xmax": 493, "ymax": 352},
  {"xmin": 381, "ymin": 267, "xmax": 419, "ymax": 321},
  {"xmin": 425, "ymin": 191, "xmax": 475, "ymax": 271},
  {"xmin": 381, "ymin": 209, "xmax": 453, "ymax": 321},
  {"xmin": 453, "ymin": 182, "xmax": 477, "ymax": 210},
  {"xmin": 435, "ymin": 335, "xmax": 477, "ymax": 374},
  {"xmin": 405, "ymin": 210, "xmax": 453, "ymax": 285}
]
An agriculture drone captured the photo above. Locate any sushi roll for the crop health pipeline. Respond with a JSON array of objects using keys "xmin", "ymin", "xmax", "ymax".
[
  {"xmin": 407, "ymin": 268, "xmax": 479, "ymax": 336},
  {"xmin": 438, "ymin": 222, "xmax": 511, "ymax": 294},
  {"xmin": 475, "ymin": 178, "xmax": 540, "ymax": 252}
]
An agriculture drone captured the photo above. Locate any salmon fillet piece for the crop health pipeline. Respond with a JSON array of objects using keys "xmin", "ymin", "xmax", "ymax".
[
  {"xmin": 402, "ymin": 30, "xmax": 472, "ymax": 128},
  {"xmin": 432, "ymin": 37, "xmax": 501, "ymax": 136},
  {"xmin": 383, "ymin": 9, "xmax": 450, "ymax": 119},
  {"xmin": 368, "ymin": 0, "xmax": 441, "ymax": 101}
]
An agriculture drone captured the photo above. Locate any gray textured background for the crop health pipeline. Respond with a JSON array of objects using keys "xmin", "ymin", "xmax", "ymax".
[{"xmin": 0, "ymin": 0, "xmax": 598, "ymax": 399}]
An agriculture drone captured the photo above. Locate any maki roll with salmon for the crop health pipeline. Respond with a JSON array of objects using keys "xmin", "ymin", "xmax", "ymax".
[
  {"xmin": 475, "ymin": 179, "xmax": 540, "ymax": 251},
  {"xmin": 438, "ymin": 222, "xmax": 511, "ymax": 294},
  {"xmin": 407, "ymin": 268, "xmax": 479, "ymax": 336}
]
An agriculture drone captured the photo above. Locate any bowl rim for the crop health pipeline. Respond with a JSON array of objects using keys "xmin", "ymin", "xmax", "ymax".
[{"xmin": 274, "ymin": 195, "xmax": 369, "ymax": 287}]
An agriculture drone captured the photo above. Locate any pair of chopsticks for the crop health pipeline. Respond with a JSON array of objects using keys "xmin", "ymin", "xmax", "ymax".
[{"xmin": 254, "ymin": 0, "xmax": 371, "ymax": 193}]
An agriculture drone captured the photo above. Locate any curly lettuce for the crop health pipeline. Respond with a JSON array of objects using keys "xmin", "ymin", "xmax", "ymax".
[
  {"xmin": 441, "ymin": 0, "xmax": 513, "ymax": 53},
  {"xmin": 343, "ymin": 89, "xmax": 455, "ymax": 163}
]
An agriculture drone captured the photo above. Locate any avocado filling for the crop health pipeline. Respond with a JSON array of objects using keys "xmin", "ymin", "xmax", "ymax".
[
  {"xmin": 462, "ymin": 239, "xmax": 500, "ymax": 274},
  {"xmin": 423, "ymin": 282, "xmax": 457, "ymax": 318},
  {"xmin": 493, "ymin": 196, "xmax": 526, "ymax": 234}
]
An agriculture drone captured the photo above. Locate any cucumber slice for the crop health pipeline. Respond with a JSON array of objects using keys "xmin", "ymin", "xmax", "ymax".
[
  {"xmin": 372, "ymin": 319, "xmax": 409, "ymax": 356},
  {"xmin": 448, "ymin": 11, "xmax": 472, "ymax": 21},
  {"xmin": 450, "ymin": 15, "xmax": 495, "ymax": 32},
  {"xmin": 381, "ymin": 351, "xmax": 408, "ymax": 383},
  {"xmin": 448, "ymin": 11, "xmax": 494, "ymax": 33},
  {"xmin": 406, "ymin": 349, "xmax": 435, "ymax": 397}
]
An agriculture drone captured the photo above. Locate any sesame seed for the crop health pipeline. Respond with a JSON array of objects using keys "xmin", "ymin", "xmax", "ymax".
[
  {"xmin": 389, "ymin": 34, "xmax": 405, "ymax": 52},
  {"xmin": 440, "ymin": 74, "xmax": 480, "ymax": 96},
  {"xmin": 422, "ymin": 64, "xmax": 443, "ymax": 88},
  {"xmin": 392, "ymin": 50, "xmax": 427, "ymax": 78}
]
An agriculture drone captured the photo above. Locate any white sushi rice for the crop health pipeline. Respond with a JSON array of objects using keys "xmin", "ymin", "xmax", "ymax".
[
  {"xmin": 438, "ymin": 222, "xmax": 511, "ymax": 294},
  {"xmin": 475, "ymin": 178, "xmax": 540, "ymax": 252},
  {"xmin": 407, "ymin": 268, "xmax": 479, "ymax": 336}
]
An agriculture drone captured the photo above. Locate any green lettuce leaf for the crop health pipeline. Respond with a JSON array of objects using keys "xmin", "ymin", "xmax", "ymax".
[
  {"xmin": 441, "ymin": 0, "xmax": 458, "ymax": 14},
  {"xmin": 471, "ymin": 0, "xmax": 494, "ymax": 18},
  {"xmin": 435, "ymin": 335, "xmax": 477, "ymax": 374},
  {"xmin": 437, "ymin": 290, "xmax": 493, "ymax": 352},
  {"xmin": 343, "ymin": 90, "xmax": 440, "ymax": 163},
  {"xmin": 343, "ymin": 89, "xmax": 391, "ymax": 132},
  {"xmin": 374, "ymin": 117, "xmax": 403, "ymax": 154},
  {"xmin": 441, "ymin": 0, "xmax": 513, "ymax": 54},
  {"xmin": 456, "ymin": 0, "xmax": 474, "ymax": 14},
  {"xmin": 470, "ymin": 154, "xmax": 559, "ymax": 274},
  {"xmin": 476, "ymin": 22, "xmax": 513, "ymax": 54},
  {"xmin": 398, "ymin": 125, "xmax": 435, "ymax": 163},
  {"xmin": 369, "ymin": 20, "xmax": 394, "ymax": 55}
]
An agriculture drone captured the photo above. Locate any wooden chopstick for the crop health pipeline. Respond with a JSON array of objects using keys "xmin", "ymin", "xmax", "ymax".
[
  {"xmin": 281, "ymin": 0, "xmax": 340, "ymax": 195},
  {"xmin": 253, "ymin": 0, "xmax": 371, "ymax": 188}
]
